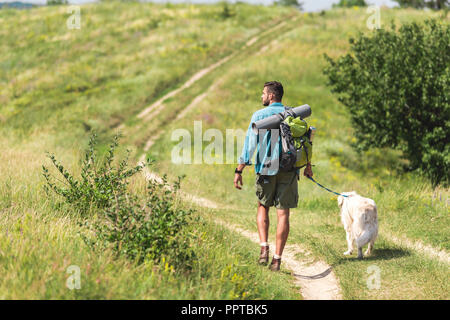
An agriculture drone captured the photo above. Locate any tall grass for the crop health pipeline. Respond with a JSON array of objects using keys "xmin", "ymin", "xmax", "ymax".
[{"xmin": 0, "ymin": 205, "xmax": 301, "ymax": 299}]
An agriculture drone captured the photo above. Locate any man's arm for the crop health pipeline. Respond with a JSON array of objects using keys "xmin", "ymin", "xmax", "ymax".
[{"xmin": 234, "ymin": 113, "xmax": 258, "ymax": 190}]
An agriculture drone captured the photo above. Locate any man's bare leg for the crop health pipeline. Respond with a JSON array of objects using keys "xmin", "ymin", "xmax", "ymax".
[
  {"xmin": 268, "ymin": 208, "xmax": 290, "ymax": 271},
  {"xmin": 257, "ymin": 202, "xmax": 270, "ymax": 243},
  {"xmin": 257, "ymin": 202, "xmax": 270, "ymax": 264},
  {"xmin": 275, "ymin": 208, "xmax": 290, "ymax": 256}
]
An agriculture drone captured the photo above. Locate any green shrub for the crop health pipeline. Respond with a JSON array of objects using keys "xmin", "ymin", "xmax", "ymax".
[
  {"xmin": 332, "ymin": 0, "xmax": 367, "ymax": 8},
  {"xmin": 47, "ymin": 0, "xmax": 68, "ymax": 5},
  {"xmin": 43, "ymin": 132, "xmax": 196, "ymax": 268},
  {"xmin": 275, "ymin": 0, "xmax": 303, "ymax": 10},
  {"xmin": 82, "ymin": 174, "xmax": 197, "ymax": 267},
  {"xmin": 393, "ymin": 0, "xmax": 449, "ymax": 10},
  {"xmin": 42, "ymin": 132, "xmax": 152, "ymax": 215},
  {"xmin": 323, "ymin": 20, "xmax": 449, "ymax": 187},
  {"xmin": 219, "ymin": 2, "xmax": 236, "ymax": 19}
]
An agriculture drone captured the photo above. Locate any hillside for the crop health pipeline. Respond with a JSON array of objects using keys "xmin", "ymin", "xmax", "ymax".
[{"xmin": 0, "ymin": 2, "xmax": 448, "ymax": 299}]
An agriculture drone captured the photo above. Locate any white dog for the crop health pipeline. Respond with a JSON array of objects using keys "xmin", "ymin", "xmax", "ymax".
[{"xmin": 338, "ymin": 191, "xmax": 378, "ymax": 259}]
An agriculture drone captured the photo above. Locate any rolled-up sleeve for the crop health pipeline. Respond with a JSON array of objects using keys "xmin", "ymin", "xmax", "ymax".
[{"xmin": 238, "ymin": 113, "xmax": 258, "ymax": 165}]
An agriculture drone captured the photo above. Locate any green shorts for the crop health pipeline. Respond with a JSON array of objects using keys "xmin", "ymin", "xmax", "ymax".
[{"xmin": 255, "ymin": 170, "xmax": 299, "ymax": 209}]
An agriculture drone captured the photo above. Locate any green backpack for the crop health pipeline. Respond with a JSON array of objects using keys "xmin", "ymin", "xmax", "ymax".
[{"xmin": 279, "ymin": 115, "xmax": 313, "ymax": 170}]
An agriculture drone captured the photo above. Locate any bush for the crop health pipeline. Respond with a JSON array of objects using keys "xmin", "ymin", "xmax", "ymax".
[
  {"xmin": 42, "ymin": 132, "xmax": 152, "ymax": 215},
  {"xmin": 219, "ymin": 2, "xmax": 236, "ymax": 19},
  {"xmin": 332, "ymin": 0, "xmax": 367, "ymax": 8},
  {"xmin": 393, "ymin": 0, "xmax": 449, "ymax": 9},
  {"xmin": 275, "ymin": 0, "xmax": 303, "ymax": 10},
  {"xmin": 47, "ymin": 0, "xmax": 68, "ymax": 5},
  {"xmin": 43, "ymin": 132, "xmax": 197, "ymax": 268},
  {"xmin": 323, "ymin": 20, "xmax": 449, "ymax": 187},
  {"xmin": 82, "ymin": 174, "xmax": 197, "ymax": 267}
]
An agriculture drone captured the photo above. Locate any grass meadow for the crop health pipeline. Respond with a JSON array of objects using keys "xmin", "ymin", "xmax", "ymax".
[{"xmin": 0, "ymin": 2, "xmax": 448, "ymax": 299}]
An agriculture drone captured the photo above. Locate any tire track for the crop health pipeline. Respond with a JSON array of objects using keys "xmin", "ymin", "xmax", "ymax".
[
  {"xmin": 137, "ymin": 18, "xmax": 294, "ymax": 123},
  {"xmin": 384, "ymin": 232, "xmax": 449, "ymax": 264},
  {"xmin": 118, "ymin": 15, "xmax": 298, "ymax": 134},
  {"xmin": 141, "ymin": 17, "xmax": 298, "ymax": 152}
]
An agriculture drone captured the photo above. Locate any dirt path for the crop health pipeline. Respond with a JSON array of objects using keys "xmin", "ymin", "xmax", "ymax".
[
  {"xmin": 214, "ymin": 219, "xmax": 342, "ymax": 300},
  {"xmin": 138, "ymin": 154, "xmax": 343, "ymax": 300},
  {"xmin": 135, "ymin": 18, "xmax": 293, "ymax": 123},
  {"xmin": 384, "ymin": 232, "xmax": 449, "ymax": 264},
  {"xmin": 142, "ymin": 79, "xmax": 222, "ymax": 152},
  {"xmin": 135, "ymin": 54, "xmax": 235, "ymax": 123}
]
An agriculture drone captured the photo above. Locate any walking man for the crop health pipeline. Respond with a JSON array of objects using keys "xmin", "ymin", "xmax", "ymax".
[{"xmin": 233, "ymin": 81, "xmax": 313, "ymax": 271}]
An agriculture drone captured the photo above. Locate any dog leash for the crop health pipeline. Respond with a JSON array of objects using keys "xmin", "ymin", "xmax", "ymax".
[{"xmin": 307, "ymin": 176, "xmax": 349, "ymax": 197}]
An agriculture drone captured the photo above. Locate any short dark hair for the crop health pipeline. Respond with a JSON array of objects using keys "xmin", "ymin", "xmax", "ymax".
[{"xmin": 264, "ymin": 81, "xmax": 284, "ymax": 101}]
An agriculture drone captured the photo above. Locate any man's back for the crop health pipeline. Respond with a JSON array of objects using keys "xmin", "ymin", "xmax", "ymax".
[{"xmin": 239, "ymin": 102, "xmax": 285, "ymax": 175}]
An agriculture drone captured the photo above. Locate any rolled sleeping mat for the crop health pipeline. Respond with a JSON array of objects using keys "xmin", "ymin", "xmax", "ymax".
[{"xmin": 252, "ymin": 104, "xmax": 311, "ymax": 134}]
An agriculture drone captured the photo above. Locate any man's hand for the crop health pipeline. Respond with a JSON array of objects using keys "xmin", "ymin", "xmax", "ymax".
[
  {"xmin": 234, "ymin": 164, "xmax": 245, "ymax": 189},
  {"xmin": 234, "ymin": 173, "xmax": 243, "ymax": 190},
  {"xmin": 304, "ymin": 163, "xmax": 313, "ymax": 178}
]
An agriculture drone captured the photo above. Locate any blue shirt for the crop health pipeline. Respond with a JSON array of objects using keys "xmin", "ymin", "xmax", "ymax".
[{"xmin": 238, "ymin": 102, "xmax": 285, "ymax": 175}]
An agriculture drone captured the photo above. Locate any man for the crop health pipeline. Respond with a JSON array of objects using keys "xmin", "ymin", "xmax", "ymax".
[{"xmin": 233, "ymin": 81, "xmax": 313, "ymax": 272}]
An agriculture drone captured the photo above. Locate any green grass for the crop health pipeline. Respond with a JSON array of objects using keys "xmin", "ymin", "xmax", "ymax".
[{"xmin": 1, "ymin": 2, "xmax": 448, "ymax": 299}]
